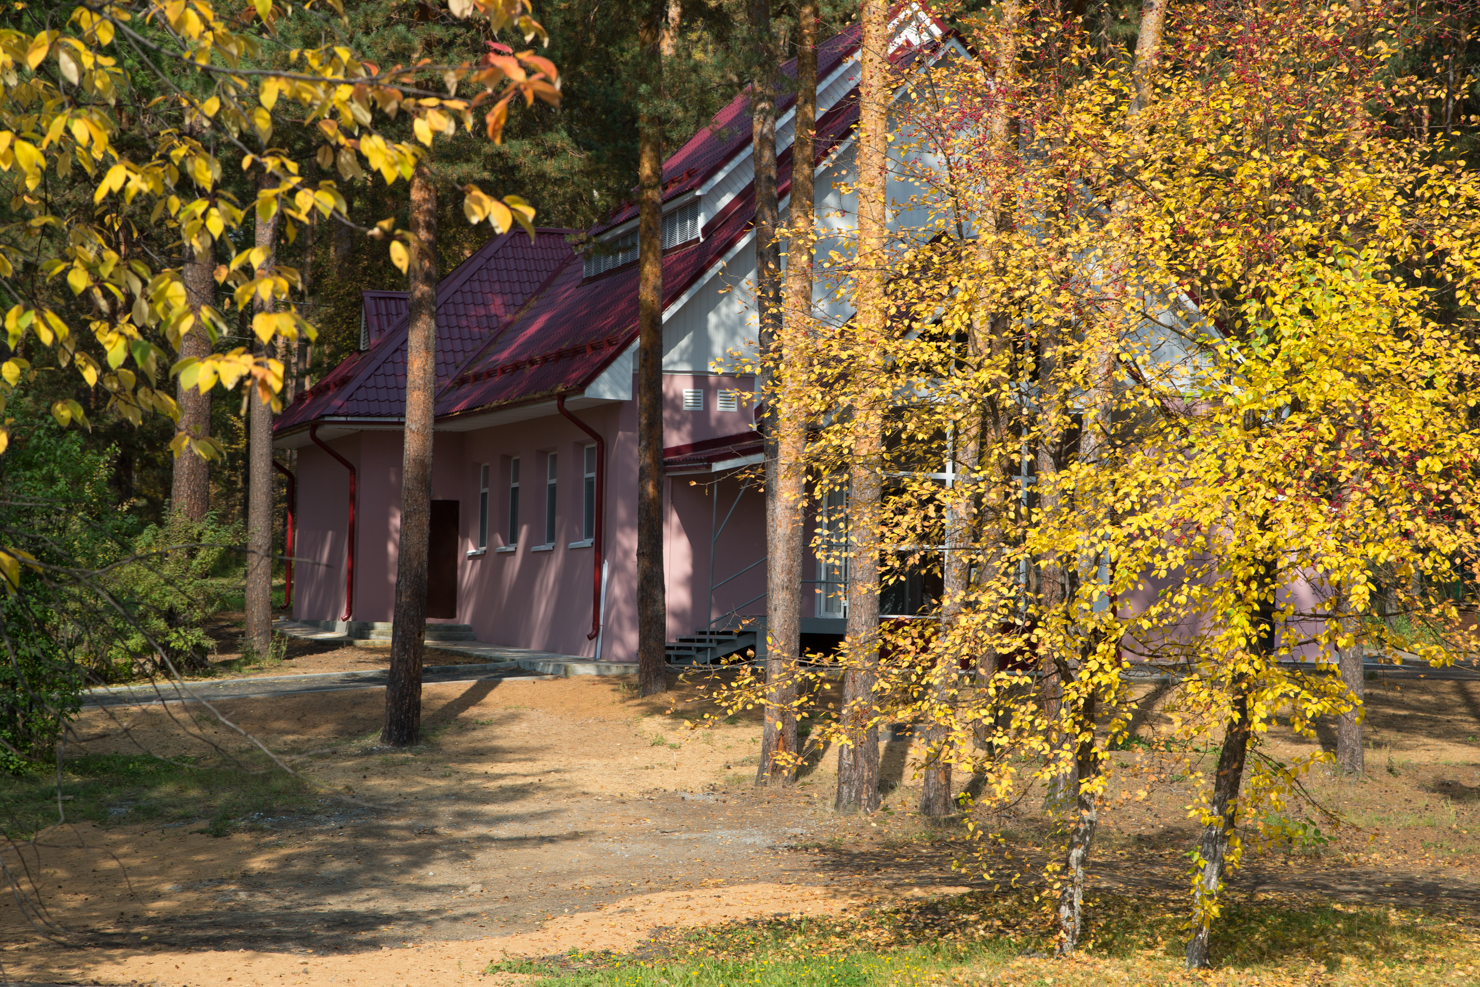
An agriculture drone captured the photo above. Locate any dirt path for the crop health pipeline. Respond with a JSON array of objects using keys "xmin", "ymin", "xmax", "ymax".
[{"xmin": 5, "ymin": 671, "xmax": 1480, "ymax": 985}]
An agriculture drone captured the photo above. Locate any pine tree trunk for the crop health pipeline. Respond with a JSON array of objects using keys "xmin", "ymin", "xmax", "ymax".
[
  {"xmin": 171, "ymin": 240, "xmax": 214, "ymax": 521},
  {"xmin": 382, "ymin": 158, "xmax": 439, "ymax": 747},
  {"xmin": 757, "ymin": 0, "xmax": 813, "ymax": 789},
  {"xmin": 635, "ymin": 0, "xmax": 669, "ymax": 697},
  {"xmin": 835, "ymin": 0, "xmax": 888, "ymax": 815},
  {"xmin": 244, "ymin": 174, "xmax": 280, "ymax": 659},
  {"xmin": 836, "ymin": 417, "xmax": 881, "ymax": 813}
]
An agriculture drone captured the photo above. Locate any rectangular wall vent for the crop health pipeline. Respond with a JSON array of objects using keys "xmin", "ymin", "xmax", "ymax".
[
  {"xmin": 682, "ymin": 389, "xmax": 705, "ymax": 411},
  {"xmin": 716, "ymin": 389, "xmax": 739, "ymax": 412}
]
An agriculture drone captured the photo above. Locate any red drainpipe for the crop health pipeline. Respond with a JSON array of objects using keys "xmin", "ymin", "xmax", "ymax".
[
  {"xmin": 272, "ymin": 459, "xmax": 296, "ymax": 612},
  {"xmin": 556, "ymin": 394, "xmax": 605, "ymax": 641},
  {"xmin": 309, "ymin": 423, "xmax": 356, "ymax": 622}
]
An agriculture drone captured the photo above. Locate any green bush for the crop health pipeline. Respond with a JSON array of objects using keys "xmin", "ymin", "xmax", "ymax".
[
  {"xmin": 96, "ymin": 511, "xmax": 242, "ymax": 679},
  {"xmin": 0, "ymin": 418, "xmax": 243, "ymax": 771}
]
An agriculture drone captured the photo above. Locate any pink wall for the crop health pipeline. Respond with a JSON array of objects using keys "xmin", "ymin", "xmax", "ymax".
[
  {"xmin": 293, "ymin": 433, "xmax": 361, "ymax": 623},
  {"xmin": 289, "ymin": 372, "xmax": 773, "ymax": 660}
]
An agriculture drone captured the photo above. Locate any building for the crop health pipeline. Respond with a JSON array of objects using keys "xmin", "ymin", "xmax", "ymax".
[{"xmin": 272, "ymin": 7, "xmax": 959, "ymax": 663}]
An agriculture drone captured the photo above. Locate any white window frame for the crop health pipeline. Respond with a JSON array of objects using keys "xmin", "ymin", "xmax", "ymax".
[
  {"xmin": 575, "ymin": 444, "xmax": 597, "ymax": 546},
  {"xmin": 507, "ymin": 456, "xmax": 520, "ymax": 547},
  {"xmin": 818, "ymin": 485, "xmax": 848, "ymax": 617},
  {"xmin": 476, "ymin": 463, "xmax": 489, "ymax": 550},
  {"xmin": 543, "ymin": 453, "xmax": 558, "ymax": 547}
]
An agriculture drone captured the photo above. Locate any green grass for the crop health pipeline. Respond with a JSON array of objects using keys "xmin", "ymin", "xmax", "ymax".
[
  {"xmin": 486, "ymin": 889, "xmax": 1479, "ymax": 986},
  {"xmin": 0, "ymin": 753, "xmax": 315, "ymax": 838}
]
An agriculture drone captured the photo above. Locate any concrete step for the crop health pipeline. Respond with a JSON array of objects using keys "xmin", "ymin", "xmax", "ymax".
[{"xmin": 365, "ymin": 625, "xmax": 477, "ymax": 642}]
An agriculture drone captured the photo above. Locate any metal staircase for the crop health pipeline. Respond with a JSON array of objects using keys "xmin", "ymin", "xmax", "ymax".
[{"xmin": 664, "ymin": 627, "xmax": 758, "ymax": 666}]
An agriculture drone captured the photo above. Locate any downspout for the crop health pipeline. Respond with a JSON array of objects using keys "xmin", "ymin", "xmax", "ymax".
[
  {"xmin": 556, "ymin": 394, "xmax": 605, "ymax": 642},
  {"xmin": 272, "ymin": 459, "xmax": 296, "ymax": 612},
  {"xmin": 309, "ymin": 423, "xmax": 356, "ymax": 622}
]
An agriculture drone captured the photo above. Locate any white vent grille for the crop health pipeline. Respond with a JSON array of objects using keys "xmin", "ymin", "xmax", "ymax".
[
  {"xmin": 662, "ymin": 201, "xmax": 700, "ymax": 249},
  {"xmin": 582, "ymin": 232, "xmax": 638, "ymax": 278},
  {"xmin": 716, "ymin": 389, "xmax": 739, "ymax": 412},
  {"xmin": 682, "ymin": 389, "xmax": 705, "ymax": 411},
  {"xmin": 583, "ymin": 202, "xmax": 701, "ymax": 279}
]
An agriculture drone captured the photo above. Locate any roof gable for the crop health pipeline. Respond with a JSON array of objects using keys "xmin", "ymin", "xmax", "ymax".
[{"xmin": 274, "ymin": 229, "xmax": 577, "ymax": 434}]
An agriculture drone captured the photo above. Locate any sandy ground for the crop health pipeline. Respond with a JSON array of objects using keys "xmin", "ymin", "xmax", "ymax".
[{"xmin": 3, "ymin": 671, "xmax": 1480, "ymax": 985}]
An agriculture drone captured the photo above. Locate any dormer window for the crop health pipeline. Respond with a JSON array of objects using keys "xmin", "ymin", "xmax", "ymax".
[{"xmin": 583, "ymin": 201, "xmax": 701, "ymax": 278}]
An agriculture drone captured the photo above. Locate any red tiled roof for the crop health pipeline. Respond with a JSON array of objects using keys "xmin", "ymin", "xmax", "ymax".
[
  {"xmin": 589, "ymin": 26, "xmax": 862, "ymax": 237},
  {"xmin": 435, "ymin": 91, "xmax": 865, "ymax": 418},
  {"xmin": 277, "ymin": 11, "xmax": 954, "ymax": 435},
  {"xmin": 274, "ymin": 229, "xmax": 576, "ymax": 433}
]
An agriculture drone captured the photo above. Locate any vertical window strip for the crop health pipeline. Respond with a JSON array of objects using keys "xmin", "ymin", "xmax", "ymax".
[
  {"xmin": 582, "ymin": 444, "xmax": 597, "ymax": 542},
  {"xmin": 477, "ymin": 463, "xmax": 489, "ymax": 549},
  {"xmin": 545, "ymin": 453, "xmax": 558, "ymax": 546},
  {"xmin": 508, "ymin": 457, "xmax": 520, "ymax": 546}
]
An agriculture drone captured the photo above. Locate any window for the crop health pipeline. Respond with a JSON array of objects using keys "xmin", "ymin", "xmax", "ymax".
[
  {"xmin": 819, "ymin": 486, "xmax": 848, "ymax": 616},
  {"xmin": 507, "ymin": 457, "xmax": 520, "ymax": 546},
  {"xmin": 477, "ymin": 464, "xmax": 489, "ymax": 549},
  {"xmin": 582, "ymin": 202, "xmax": 701, "ymax": 278},
  {"xmin": 682, "ymin": 389, "xmax": 705, "ymax": 411},
  {"xmin": 544, "ymin": 453, "xmax": 558, "ymax": 546},
  {"xmin": 582, "ymin": 444, "xmax": 597, "ymax": 542},
  {"xmin": 661, "ymin": 201, "xmax": 699, "ymax": 249},
  {"xmin": 716, "ymin": 389, "xmax": 739, "ymax": 412}
]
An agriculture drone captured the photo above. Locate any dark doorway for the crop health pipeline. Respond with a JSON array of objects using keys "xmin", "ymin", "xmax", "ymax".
[{"xmin": 428, "ymin": 500, "xmax": 460, "ymax": 619}]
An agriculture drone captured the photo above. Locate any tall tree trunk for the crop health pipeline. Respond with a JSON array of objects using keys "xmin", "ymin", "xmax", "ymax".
[
  {"xmin": 1056, "ymin": 681, "xmax": 1100, "ymax": 955},
  {"xmin": 1185, "ymin": 548, "xmax": 1272, "ymax": 969},
  {"xmin": 171, "ymin": 240, "xmax": 214, "ymax": 521},
  {"xmin": 835, "ymin": 0, "xmax": 888, "ymax": 815},
  {"xmin": 835, "ymin": 422, "xmax": 881, "ymax": 813},
  {"xmin": 244, "ymin": 174, "xmax": 280, "ymax": 658},
  {"xmin": 1185, "ymin": 683, "xmax": 1254, "ymax": 968},
  {"xmin": 1336, "ymin": 607, "xmax": 1365, "ymax": 774},
  {"xmin": 382, "ymin": 158, "xmax": 439, "ymax": 747},
  {"xmin": 635, "ymin": 0, "xmax": 669, "ymax": 697},
  {"xmin": 756, "ymin": 0, "xmax": 811, "ymax": 788}
]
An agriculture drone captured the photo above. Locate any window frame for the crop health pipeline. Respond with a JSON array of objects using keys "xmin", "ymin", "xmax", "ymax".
[
  {"xmin": 544, "ymin": 452, "xmax": 558, "ymax": 547},
  {"xmin": 477, "ymin": 463, "xmax": 489, "ymax": 549},
  {"xmin": 581, "ymin": 444, "xmax": 597, "ymax": 543},
  {"xmin": 507, "ymin": 456, "xmax": 520, "ymax": 547}
]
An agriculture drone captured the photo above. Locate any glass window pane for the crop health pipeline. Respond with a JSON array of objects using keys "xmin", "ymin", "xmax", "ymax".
[
  {"xmin": 583, "ymin": 476, "xmax": 595, "ymax": 541},
  {"xmin": 478, "ymin": 490, "xmax": 488, "ymax": 548}
]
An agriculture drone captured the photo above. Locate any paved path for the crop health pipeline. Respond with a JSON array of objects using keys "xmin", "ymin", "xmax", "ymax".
[{"xmin": 83, "ymin": 662, "xmax": 548, "ymax": 707}]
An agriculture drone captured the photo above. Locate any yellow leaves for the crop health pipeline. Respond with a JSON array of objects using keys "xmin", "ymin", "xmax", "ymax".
[
  {"xmin": 57, "ymin": 46, "xmax": 79, "ymax": 85},
  {"xmin": 0, "ymin": 548, "xmax": 38, "ymax": 595},
  {"xmin": 251, "ymin": 106, "xmax": 273, "ymax": 142},
  {"xmin": 260, "ymin": 77, "xmax": 280, "ymax": 111},
  {"xmin": 413, "ymin": 115, "xmax": 435, "ymax": 146},
  {"xmin": 389, "ymin": 240, "xmax": 410, "ymax": 274},
  {"xmin": 50, "ymin": 398, "xmax": 88, "ymax": 429},
  {"xmin": 95, "ymin": 162, "xmax": 127, "ymax": 202},
  {"xmin": 25, "ymin": 31, "xmax": 51, "ymax": 71}
]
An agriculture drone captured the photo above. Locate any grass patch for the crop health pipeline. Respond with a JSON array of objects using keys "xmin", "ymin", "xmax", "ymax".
[
  {"xmin": 486, "ymin": 890, "xmax": 1480, "ymax": 986},
  {"xmin": 0, "ymin": 753, "xmax": 315, "ymax": 838}
]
